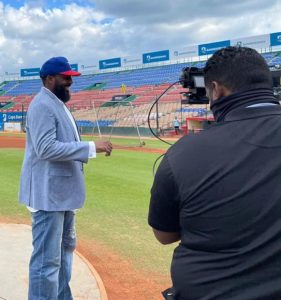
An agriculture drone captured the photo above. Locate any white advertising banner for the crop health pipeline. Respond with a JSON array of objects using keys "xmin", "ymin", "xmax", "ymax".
[
  {"xmin": 4, "ymin": 122, "xmax": 21, "ymax": 132},
  {"xmin": 121, "ymin": 55, "xmax": 142, "ymax": 67},
  {"xmin": 231, "ymin": 34, "xmax": 270, "ymax": 50},
  {"xmin": 79, "ymin": 64, "xmax": 99, "ymax": 73},
  {"xmin": 171, "ymin": 45, "xmax": 198, "ymax": 60}
]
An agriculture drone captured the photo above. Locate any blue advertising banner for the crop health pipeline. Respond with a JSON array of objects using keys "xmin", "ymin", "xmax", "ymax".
[
  {"xmin": 270, "ymin": 32, "xmax": 281, "ymax": 47},
  {"xmin": 0, "ymin": 112, "xmax": 26, "ymax": 131},
  {"xmin": 0, "ymin": 112, "xmax": 26, "ymax": 123},
  {"xmin": 142, "ymin": 50, "xmax": 170, "ymax": 64},
  {"xmin": 99, "ymin": 58, "xmax": 121, "ymax": 70},
  {"xmin": 198, "ymin": 40, "xmax": 230, "ymax": 56},
  {"xmin": 21, "ymin": 63, "xmax": 78, "ymax": 77},
  {"xmin": 70, "ymin": 63, "xmax": 79, "ymax": 71},
  {"xmin": 20, "ymin": 68, "xmax": 40, "ymax": 77}
]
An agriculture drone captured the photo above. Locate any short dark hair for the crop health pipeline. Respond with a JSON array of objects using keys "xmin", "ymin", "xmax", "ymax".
[{"xmin": 204, "ymin": 46, "xmax": 272, "ymax": 93}]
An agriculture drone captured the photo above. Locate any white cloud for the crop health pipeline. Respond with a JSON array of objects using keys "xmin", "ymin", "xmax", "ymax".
[
  {"xmin": 93, "ymin": 0, "xmax": 280, "ymax": 24},
  {"xmin": 0, "ymin": 0, "xmax": 281, "ymax": 76}
]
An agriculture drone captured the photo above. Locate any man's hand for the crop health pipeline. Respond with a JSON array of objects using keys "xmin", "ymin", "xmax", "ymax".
[{"xmin": 95, "ymin": 140, "xmax": 113, "ymax": 156}]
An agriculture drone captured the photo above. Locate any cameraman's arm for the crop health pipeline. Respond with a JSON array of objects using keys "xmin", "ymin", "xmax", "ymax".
[{"xmin": 148, "ymin": 155, "xmax": 181, "ymax": 244}]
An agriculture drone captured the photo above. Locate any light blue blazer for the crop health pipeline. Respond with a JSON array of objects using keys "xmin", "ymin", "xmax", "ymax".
[{"xmin": 19, "ymin": 87, "xmax": 90, "ymax": 211}]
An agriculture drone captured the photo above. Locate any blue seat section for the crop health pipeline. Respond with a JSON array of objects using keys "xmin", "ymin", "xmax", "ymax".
[
  {"xmin": 178, "ymin": 108, "xmax": 208, "ymax": 117},
  {"xmin": 76, "ymin": 119, "xmax": 115, "ymax": 127},
  {"xmin": 1, "ymin": 81, "xmax": 20, "ymax": 95},
  {"xmin": 262, "ymin": 53, "xmax": 275, "ymax": 59},
  {"xmin": 71, "ymin": 74, "xmax": 97, "ymax": 92},
  {"xmin": 2, "ymin": 79, "xmax": 42, "ymax": 96},
  {"xmin": 268, "ymin": 53, "xmax": 281, "ymax": 66},
  {"xmin": 1, "ymin": 52, "xmax": 280, "ymax": 96},
  {"xmin": 95, "ymin": 65, "xmax": 187, "ymax": 89},
  {"xmin": 85, "ymin": 63, "xmax": 197, "ymax": 89}
]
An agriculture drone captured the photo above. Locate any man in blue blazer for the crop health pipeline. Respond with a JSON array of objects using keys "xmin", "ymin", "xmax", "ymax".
[{"xmin": 19, "ymin": 57, "xmax": 112, "ymax": 300}]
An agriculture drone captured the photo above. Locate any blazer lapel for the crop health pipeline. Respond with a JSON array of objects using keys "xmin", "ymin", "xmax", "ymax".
[{"xmin": 40, "ymin": 87, "xmax": 79, "ymax": 141}]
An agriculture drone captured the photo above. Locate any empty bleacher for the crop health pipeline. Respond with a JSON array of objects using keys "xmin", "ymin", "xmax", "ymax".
[{"xmin": 0, "ymin": 51, "xmax": 280, "ymax": 133}]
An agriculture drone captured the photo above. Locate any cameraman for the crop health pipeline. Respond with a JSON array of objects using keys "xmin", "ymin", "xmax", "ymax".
[{"xmin": 148, "ymin": 46, "xmax": 281, "ymax": 300}]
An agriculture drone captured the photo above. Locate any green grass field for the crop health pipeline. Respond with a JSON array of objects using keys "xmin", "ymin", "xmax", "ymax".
[{"xmin": 0, "ymin": 136, "xmax": 177, "ymax": 275}]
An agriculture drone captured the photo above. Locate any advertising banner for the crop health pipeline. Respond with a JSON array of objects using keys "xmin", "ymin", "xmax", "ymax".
[
  {"xmin": 231, "ymin": 34, "xmax": 270, "ymax": 49},
  {"xmin": 20, "ymin": 68, "xmax": 40, "ymax": 77},
  {"xmin": 198, "ymin": 40, "xmax": 230, "ymax": 56},
  {"xmin": 80, "ymin": 64, "xmax": 99, "ymax": 72},
  {"xmin": 4, "ymin": 71, "xmax": 18, "ymax": 76},
  {"xmin": 21, "ymin": 63, "xmax": 78, "ymax": 77},
  {"xmin": 0, "ymin": 112, "xmax": 26, "ymax": 123},
  {"xmin": 4, "ymin": 122, "xmax": 21, "ymax": 132},
  {"xmin": 171, "ymin": 45, "xmax": 198, "ymax": 60},
  {"xmin": 122, "ymin": 55, "xmax": 142, "ymax": 67},
  {"xmin": 270, "ymin": 32, "xmax": 281, "ymax": 47},
  {"xmin": 142, "ymin": 50, "xmax": 170, "ymax": 64},
  {"xmin": 99, "ymin": 57, "xmax": 121, "ymax": 70},
  {"xmin": 70, "ymin": 64, "xmax": 79, "ymax": 71}
]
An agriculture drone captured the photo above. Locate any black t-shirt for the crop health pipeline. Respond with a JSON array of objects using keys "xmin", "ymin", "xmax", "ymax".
[{"xmin": 149, "ymin": 106, "xmax": 281, "ymax": 300}]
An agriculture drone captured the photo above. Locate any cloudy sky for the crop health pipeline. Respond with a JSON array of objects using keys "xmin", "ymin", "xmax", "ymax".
[{"xmin": 0, "ymin": 0, "xmax": 281, "ymax": 75}]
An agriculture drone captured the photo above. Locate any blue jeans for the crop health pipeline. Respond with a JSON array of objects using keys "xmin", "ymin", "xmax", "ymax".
[{"xmin": 29, "ymin": 211, "xmax": 76, "ymax": 300}]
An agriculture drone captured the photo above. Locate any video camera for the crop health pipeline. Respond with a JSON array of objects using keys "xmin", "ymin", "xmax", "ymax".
[{"xmin": 179, "ymin": 67, "xmax": 209, "ymax": 104}]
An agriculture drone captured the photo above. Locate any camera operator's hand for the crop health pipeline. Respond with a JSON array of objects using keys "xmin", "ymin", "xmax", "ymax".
[{"xmin": 95, "ymin": 140, "xmax": 113, "ymax": 156}]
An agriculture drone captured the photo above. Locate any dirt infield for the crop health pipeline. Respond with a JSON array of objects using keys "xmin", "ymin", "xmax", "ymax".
[
  {"xmin": 0, "ymin": 135, "xmax": 170, "ymax": 300},
  {"xmin": 0, "ymin": 216, "xmax": 169, "ymax": 300},
  {"xmin": 0, "ymin": 135, "xmax": 26, "ymax": 148},
  {"xmin": 0, "ymin": 219, "xmax": 170, "ymax": 300},
  {"xmin": 77, "ymin": 240, "xmax": 170, "ymax": 300},
  {"xmin": 0, "ymin": 135, "xmax": 166, "ymax": 154},
  {"xmin": 113, "ymin": 144, "xmax": 166, "ymax": 154}
]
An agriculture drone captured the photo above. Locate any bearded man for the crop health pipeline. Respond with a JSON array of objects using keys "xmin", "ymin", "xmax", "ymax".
[{"xmin": 19, "ymin": 57, "xmax": 112, "ymax": 300}]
